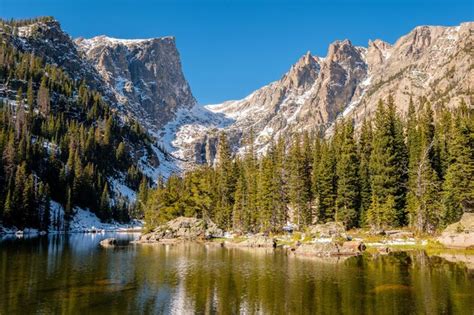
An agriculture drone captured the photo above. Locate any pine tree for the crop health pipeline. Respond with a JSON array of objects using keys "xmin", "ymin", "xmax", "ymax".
[
  {"xmin": 26, "ymin": 78, "xmax": 34, "ymax": 108},
  {"xmin": 442, "ymin": 101, "xmax": 474, "ymax": 224},
  {"xmin": 100, "ymin": 183, "xmax": 111, "ymax": 220},
  {"xmin": 257, "ymin": 153, "xmax": 275, "ymax": 231},
  {"xmin": 316, "ymin": 141, "xmax": 337, "ymax": 223},
  {"xmin": 232, "ymin": 160, "xmax": 248, "ymax": 231},
  {"xmin": 358, "ymin": 118, "xmax": 372, "ymax": 226},
  {"xmin": 215, "ymin": 133, "xmax": 235, "ymax": 230},
  {"xmin": 368, "ymin": 97, "xmax": 408, "ymax": 228},
  {"xmin": 37, "ymin": 76, "xmax": 50, "ymax": 116},
  {"xmin": 407, "ymin": 101, "xmax": 442, "ymax": 232},
  {"xmin": 336, "ymin": 121, "xmax": 360, "ymax": 228}
]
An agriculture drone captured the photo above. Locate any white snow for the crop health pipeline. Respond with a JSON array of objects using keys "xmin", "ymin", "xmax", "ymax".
[
  {"xmin": 68, "ymin": 207, "xmax": 143, "ymax": 233},
  {"xmin": 110, "ymin": 178, "xmax": 137, "ymax": 202},
  {"xmin": 77, "ymin": 35, "xmax": 174, "ymax": 55},
  {"xmin": 156, "ymin": 105, "xmax": 234, "ymax": 169},
  {"xmin": 0, "ymin": 200, "xmax": 143, "ymax": 237},
  {"xmin": 17, "ymin": 25, "xmax": 34, "ymax": 37}
]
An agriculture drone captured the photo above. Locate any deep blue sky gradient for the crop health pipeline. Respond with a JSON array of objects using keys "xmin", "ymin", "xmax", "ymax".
[{"xmin": 1, "ymin": 0, "xmax": 472, "ymax": 104}]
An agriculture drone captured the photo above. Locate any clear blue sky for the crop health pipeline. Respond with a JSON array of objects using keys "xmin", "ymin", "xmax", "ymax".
[{"xmin": 1, "ymin": 0, "xmax": 472, "ymax": 104}]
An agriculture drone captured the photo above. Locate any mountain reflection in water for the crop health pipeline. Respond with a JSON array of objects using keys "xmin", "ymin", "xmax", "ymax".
[{"xmin": 0, "ymin": 234, "xmax": 472, "ymax": 314}]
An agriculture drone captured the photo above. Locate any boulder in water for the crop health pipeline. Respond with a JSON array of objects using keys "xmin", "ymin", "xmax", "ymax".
[
  {"xmin": 226, "ymin": 235, "xmax": 276, "ymax": 248},
  {"xmin": 293, "ymin": 242, "xmax": 341, "ymax": 257},
  {"xmin": 100, "ymin": 238, "xmax": 117, "ymax": 248}
]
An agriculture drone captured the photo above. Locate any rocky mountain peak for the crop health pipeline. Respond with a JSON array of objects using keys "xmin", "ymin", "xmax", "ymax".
[
  {"xmin": 281, "ymin": 51, "xmax": 321, "ymax": 90},
  {"xmin": 75, "ymin": 34, "xmax": 196, "ymax": 129},
  {"xmin": 366, "ymin": 39, "xmax": 392, "ymax": 70},
  {"xmin": 1, "ymin": 18, "xmax": 107, "ymax": 93},
  {"xmin": 327, "ymin": 39, "xmax": 357, "ymax": 62},
  {"xmin": 161, "ymin": 22, "xmax": 471, "ymax": 169}
]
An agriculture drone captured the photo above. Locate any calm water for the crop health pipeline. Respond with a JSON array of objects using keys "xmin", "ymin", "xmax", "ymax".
[{"xmin": 0, "ymin": 233, "xmax": 473, "ymax": 314}]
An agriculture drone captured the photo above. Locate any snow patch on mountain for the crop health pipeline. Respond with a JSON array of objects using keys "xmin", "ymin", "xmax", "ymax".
[
  {"xmin": 157, "ymin": 105, "xmax": 234, "ymax": 163},
  {"xmin": 0, "ymin": 201, "xmax": 143, "ymax": 237}
]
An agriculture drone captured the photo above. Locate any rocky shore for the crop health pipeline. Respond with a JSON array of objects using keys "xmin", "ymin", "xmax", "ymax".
[
  {"xmin": 130, "ymin": 215, "xmax": 474, "ymax": 259},
  {"xmin": 437, "ymin": 213, "xmax": 474, "ymax": 249},
  {"xmin": 133, "ymin": 217, "xmax": 223, "ymax": 244}
]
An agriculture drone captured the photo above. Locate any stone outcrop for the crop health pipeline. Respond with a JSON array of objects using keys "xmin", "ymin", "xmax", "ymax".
[
  {"xmin": 136, "ymin": 217, "xmax": 223, "ymax": 243},
  {"xmin": 161, "ymin": 22, "xmax": 473, "ymax": 167},
  {"xmin": 75, "ymin": 36, "xmax": 196, "ymax": 129},
  {"xmin": 438, "ymin": 213, "xmax": 474, "ymax": 249},
  {"xmin": 293, "ymin": 240, "xmax": 365, "ymax": 257},
  {"xmin": 225, "ymin": 235, "xmax": 277, "ymax": 248},
  {"xmin": 307, "ymin": 222, "xmax": 346, "ymax": 238}
]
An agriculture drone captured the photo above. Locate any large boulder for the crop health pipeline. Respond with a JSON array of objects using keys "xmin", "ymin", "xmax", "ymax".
[
  {"xmin": 293, "ymin": 242, "xmax": 341, "ymax": 257},
  {"xmin": 307, "ymin": 222, "xmax": 346, "ymax": 238},
  {"xmin": 226, "ymin": 235, "xmax": 276, "ymax": 248},
  {"xmin": 340, "ymin": 241, "xmax": 366, "ymax": 255},
  {"xmin": 293, "ymin": 240, "xmax": 365, "ymax": 257},
  {"xmin": 137, "ymin": 217, "xmax": 223, "ymax": 243},
  {"xmin": 438, "ymin": 213, "xmax": 474, "ymax": 249}
]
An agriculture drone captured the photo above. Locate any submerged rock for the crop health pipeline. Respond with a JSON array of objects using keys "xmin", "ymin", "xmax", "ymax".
[
  {"xmin": 136, "ymin": 217, "xmax": 223, "ymax": 243},
  {"xmin": 438, "ymin": 213, "xmax": 474, "ymax": 249},
  {"xmin": 437, "ymin": 253, "xmax": 474, "ymax": 270},
  {"xmin": 100, "ymin": 238, "xmax": 117, "ymax": 248}
]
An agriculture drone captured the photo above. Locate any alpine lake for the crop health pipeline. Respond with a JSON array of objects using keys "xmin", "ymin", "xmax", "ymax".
[{"xmin": 0, "ymin": 233, "xmax": 473, "ymax": 314}]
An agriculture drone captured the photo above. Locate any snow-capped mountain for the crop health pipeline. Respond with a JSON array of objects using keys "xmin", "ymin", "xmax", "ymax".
[
  {"xmin": 75, "ymin": 35, "xmax": 196, "ymax": 130},
  {"xmin": 3, "ymin": 18, "xmax": 472, "ymax": 174},
  {"xmin": 161, "ymin": 22, "xmax": 473, "ymax": 166},
  {"xmin": 1, "ymin": 18, "xmax": 198, "ymax": 177}
]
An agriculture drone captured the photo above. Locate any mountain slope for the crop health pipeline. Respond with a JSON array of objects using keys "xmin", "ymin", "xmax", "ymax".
[
  {"xmin": 75, "ymin": 35, "xmax": 196, "ymax": 129},
  {"xmin": 161, "ymin": 22, "xmax": 473, "ymax": 165}
]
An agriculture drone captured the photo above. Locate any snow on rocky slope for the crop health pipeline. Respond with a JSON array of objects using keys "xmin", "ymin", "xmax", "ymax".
[
  {"xmin": 75, "ymin": 35, "xmax": 197, "ymax": 130},
  {"xmin": 0, "ymin": 201, "xmax": 143, "ymax": 236},
  {"xmin": 158, "ymin": 22, "xmax": 473, "ymax": 166},
  {"xmin": 4, "ymin": 18, "xmax": 471, "ymax": 175}
]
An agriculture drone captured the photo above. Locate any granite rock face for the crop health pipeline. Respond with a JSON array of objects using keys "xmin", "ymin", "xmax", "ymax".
[
  {"xmin": 162, "ymin": 23, "xmax": 473, "ymax": 166},
  {"xmin": 75, "ymin": 36, "xmax": 196, "ymax": 129},
  {"xmin": 137, "ymin": 217, "xmax": 223, "ymax": 243},
  {"xmin": 2, "ymin": 19, "xmax": 196, "ymax": 132},
  {"xmin": 438, "ymin": 213, "xmax": 474, "ymax": 249}
]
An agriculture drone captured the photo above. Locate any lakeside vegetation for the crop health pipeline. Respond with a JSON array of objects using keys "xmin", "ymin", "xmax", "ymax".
[{"xmin": 144, "ymin": 97, "xmax": 473, "ymax": 234}]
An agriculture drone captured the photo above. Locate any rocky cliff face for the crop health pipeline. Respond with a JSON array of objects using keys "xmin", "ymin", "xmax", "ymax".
[
  {"xmin": 1, "ymin": 20, "xmax": 105, "ymax": 92},
  {"xmin": 75, "ymin": 36, "xmax": 196, "ymax": 129},
  {"xmin": 1, "ymin": 19, "xmax": 196, "ymax": 132},
  {"xmin": 3, "ymin": 18, "xmax": 471, "ymax": 173},
  {"xmin": 0, "ymin": 18, "xmax": 198, "ymax": 177},
  {"xmin": 163, "ymin": 22, "xmax": 473, "ymax": 166}
]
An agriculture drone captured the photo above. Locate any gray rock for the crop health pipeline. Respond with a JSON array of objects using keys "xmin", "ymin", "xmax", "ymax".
[
  {"xmin": 293, "ymin": 243, "xmax": 341, "ymax": 257},
  {"xmin": 137, "ymin": 217, "xmax": 223, "ymax": 243},
  {"xmin": 226, "ymin": 235, "xmax": 276, "ymax": 248},
  {"xmin": 293, "ymin": 240, "xmax": 365, "ymax": 257},
  {"xmin": 438, "ymin": 213, "xmax": 474, "ymax": 249},
  {"xmin": 308, "ymin": 222, "xmax": 346, "ymax": 238},
  {"xmin": 75, "ymin": 35, "xmax": 196, "ymax": 129},
  {"xmin": 100, "ymin": 238, "xmax": 117, "ymax": 248}
]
